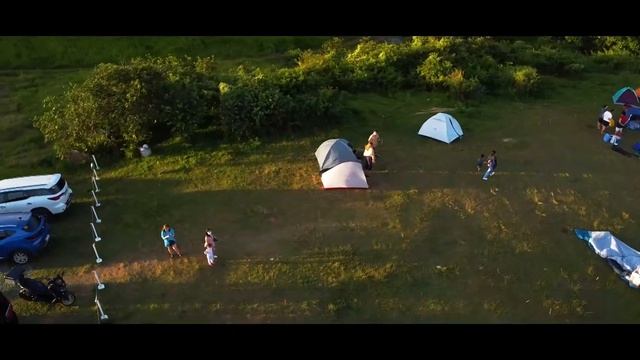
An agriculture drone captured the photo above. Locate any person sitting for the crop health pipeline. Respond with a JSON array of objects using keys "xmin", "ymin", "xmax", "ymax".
[
  {"xmin": 610, "ymin": 133, "xmax": 622, "ymax": 146},
  {"xmin": 139, "ymin": 144, "xmax": 152, "ymax": 157},
  {"xmin": 347, "ymin": 141, "xmax": 361, "ymax": 159}
]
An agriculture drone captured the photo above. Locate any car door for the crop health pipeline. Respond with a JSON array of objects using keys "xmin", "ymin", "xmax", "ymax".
[
  {"xmin": 0, "ymin": 230, "xmax": 14, "ymax": 259},
  {"xmin": 2, "ymin": 191, "xmax": 32, "ymax": 213},
  {"xmin": 0, "ymin": 193, "xmax": 7, "ymax": 213}
]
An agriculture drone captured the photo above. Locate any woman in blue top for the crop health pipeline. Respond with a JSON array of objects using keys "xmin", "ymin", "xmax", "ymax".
[{"xmin": 161, "ymin": 224, "xmax": 182, "ymax": 259}]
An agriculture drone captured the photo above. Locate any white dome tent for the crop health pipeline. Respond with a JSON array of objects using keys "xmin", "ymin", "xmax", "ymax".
[
  {"xmin": 418, "ymin": 113, "xmax": 463, "ymax": 144},
  {"xmin": 314, "ymin": 139, "xmax": 368, "ymax": 190}
]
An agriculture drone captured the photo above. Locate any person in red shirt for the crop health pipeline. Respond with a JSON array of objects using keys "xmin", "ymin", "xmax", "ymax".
[{"xmin": 616, "ymin": 110, "xmax": 630, "ymax": 136}]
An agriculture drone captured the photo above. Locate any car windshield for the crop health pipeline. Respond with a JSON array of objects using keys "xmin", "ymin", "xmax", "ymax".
[
  {"xmin": 22, "ymin": 215, "xmax": 40, "ymax": 232},
  {"xmin": 49, "ymin": 176, "xmax": 66, "ymax": 194}
]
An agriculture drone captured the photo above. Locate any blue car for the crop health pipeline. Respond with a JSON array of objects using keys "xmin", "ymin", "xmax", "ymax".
[{"xmin": 0, "ymin": 212, "xmax": 50, "ymax": 264}]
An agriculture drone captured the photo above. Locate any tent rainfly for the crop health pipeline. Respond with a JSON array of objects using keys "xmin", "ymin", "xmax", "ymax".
[
  {"xmin": 613, "ymin": 87, "xmax": 640, "ymax": 108},
  {"xmin": 314, "ymin": 139, "xmax": 358, "ymax": 173}
]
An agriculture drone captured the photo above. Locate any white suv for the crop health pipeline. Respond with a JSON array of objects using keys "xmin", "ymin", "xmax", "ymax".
[{"xmin": 0, "ymin": 174, "xmax": 73, "ymax": 218}]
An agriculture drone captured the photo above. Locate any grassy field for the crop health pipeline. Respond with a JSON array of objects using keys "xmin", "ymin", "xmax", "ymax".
[{"xmin": 2, "ymin": 38, "xmax": 640, "ymax": 323}]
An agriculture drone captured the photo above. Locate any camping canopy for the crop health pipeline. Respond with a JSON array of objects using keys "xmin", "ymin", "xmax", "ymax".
[
  {"xmin": 418, "ymin": 113, "xmax": 463, "ymax": 144},
  {"xmin": 315, "ymin": 139, "xmax": 358, "ymax": 172},
  {"xmin": 574, "ymin": 229, "xmax": 640, "ymax": 288},
  {"xmin": 320, "ymin": 161, "xmax": 368, "ymax": 189},
  {"xmin": 612, "ymin": 87, "xmax": 640, "ymax": 108}
]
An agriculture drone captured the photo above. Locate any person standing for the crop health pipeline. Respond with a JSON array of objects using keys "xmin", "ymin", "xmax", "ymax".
[
  {"xmin": 597, "ymin": 105, "xmax": 608, "ymax": 133},
  {"xmin": 482, "ymin": 150, "xmax": 497, "ymax": 181},
  {"xmin": 600, "ymin": 107, "xmax": 613, "ymax": 135},
  {"xmin": 476, "ymin": 153, "xmax": 485, "ymax": 172},
  {"xmin": 161, "ymin": 224, "xmax": 182, "ymax": 259},
  {"xmin": 203, "ymin": 229, "xmax": 218, "ymax": 266},
  {"xmin": 616, "ymin": 110, "xmax": 630, "ymax": 136},
  {"xmin": 363, "ymin": 142, "xmax": 376, "ymax": 170},
  {"xmin": 368, "ymin": 130, "xmax": 381, "ymax": 149},
  {"xmin": 204, "ymin": 243, "xmax": 216, "ymax": 267}
]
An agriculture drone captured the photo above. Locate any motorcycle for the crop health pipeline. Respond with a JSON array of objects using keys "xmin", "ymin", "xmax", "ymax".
[{"xmin": 5, "ymin": 266, "xmax": 76, "ymax": 306}]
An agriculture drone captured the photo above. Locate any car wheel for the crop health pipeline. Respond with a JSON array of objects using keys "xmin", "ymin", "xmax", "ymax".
[
  {"xmin": 12, "ymin": 250, "xmax": 30, "ymax": 265},
  {"xmin": 31, "ymin": 208, "xmax": 52, "ymax": 220}
]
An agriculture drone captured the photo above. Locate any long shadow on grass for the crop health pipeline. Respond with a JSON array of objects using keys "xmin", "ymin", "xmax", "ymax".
[{"xmin": 39, "ymin": 172, "xmax": 639, "ymax": 268}]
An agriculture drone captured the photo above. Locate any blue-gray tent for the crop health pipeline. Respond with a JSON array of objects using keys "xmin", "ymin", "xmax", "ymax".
[{"xmin": 315, "ymin": 139, "xmax": 358, "ymax": 173}]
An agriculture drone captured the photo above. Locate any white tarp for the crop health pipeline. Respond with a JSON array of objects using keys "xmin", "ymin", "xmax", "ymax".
[
  {"xmin": 320, "ymin": 161, "xmax": 368, "ymax": 189},
  {"xmin": 575, "ymin": 229, "xmax": 640, "ymax": 287}
]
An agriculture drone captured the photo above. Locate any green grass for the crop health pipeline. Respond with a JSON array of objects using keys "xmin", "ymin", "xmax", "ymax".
[{"xmin": 3, "ymin": 41, "xmax": 640, "ymax": 322}]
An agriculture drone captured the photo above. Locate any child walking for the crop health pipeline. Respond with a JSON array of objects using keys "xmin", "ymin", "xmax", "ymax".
[
  {"xmin": 204, "ymin": 243, "xmax": 216, "ymax": 267},
  {"xmin": 482, "ymin": 150, "xmax": 497, "ymax": 181},
  {"xmin": 476, "ymin": 154, "xmax": 485, "ymax": 172},
  {"xmin": 203, "ymin": 229, "xmax": 217, "ymax": 267}
]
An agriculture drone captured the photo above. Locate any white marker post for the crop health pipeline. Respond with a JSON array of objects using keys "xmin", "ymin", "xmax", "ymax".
[
  {"xmin": 91, "ymin": 154, "xmax": 100, "ymax": 170},
  {"xmin": 91, "ymin": 162, "xmax": 100, "ymax": 181},
  {"xmin": 95, "ymin": 294, "xmax": 109, "ymax": 322},
  {"xmin": 91, "ymin": 190, "xmax": 101, "ymax": 207},
  {"xmin": 91, "ymin": 205, "xmax": 102, "ymax": 224},
  {"xmin": 91, "ymin": 166, "xmax": 100, "ymax": 181},
  {"xmin": 92, "ymin": 243, "xmax": 103, "ymax": 264},
  {"xmin": 92, "ymin": 176, "xmax": 100, "ymax": 193},
  {"xmin": 93, "ymin": 270, "xmax": 105, "ymax": 290},
  {"xmin": 90, "ymin": 222, "xmax": 101, "ymax": 242}
]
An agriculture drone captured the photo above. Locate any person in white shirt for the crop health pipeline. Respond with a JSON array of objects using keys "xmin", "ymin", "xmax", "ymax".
[
  {"xmin": 204, "ymin": 243, "xmax": 216, "ymax": 267},
  {"xmin": 600, "ymin": 108, "xmax": 613, "ymax": 135},
  {"xmin": 363, "ymin": 142, "xmax": 376, "ymax": 170},
  {"xmin": 368, "ymin": 130, "xmax": 381, "ymax": 149},
  {"xmin": 203, "ymin": 229, "xmax": 217, "ymax": 266}
]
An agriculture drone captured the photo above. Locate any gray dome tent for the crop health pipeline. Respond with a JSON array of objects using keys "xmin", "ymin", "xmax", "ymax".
[{"xmin": 315, "ymin": 139, "xmax": 358, "ymax": 173}]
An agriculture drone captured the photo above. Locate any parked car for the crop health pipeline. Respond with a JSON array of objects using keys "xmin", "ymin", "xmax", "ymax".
[
  {"xmin": 0, "ymin": 212, "xmax": 51, "ymax": 264},
  {"xmin": 0, "ymin": 174, "xmax": 73, "ymax": 218},
  {"xmin": 0, "ymin": 291, "xmax": 17, "ymax": 324}
]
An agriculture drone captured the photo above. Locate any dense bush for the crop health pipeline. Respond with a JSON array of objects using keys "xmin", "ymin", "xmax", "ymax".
[
  {"xmin": 417, "ymin": 53, "xmax": 453, "ymax": 90},
  {"xmin": 595, "ymin": 36, "xmax": 640, "ymax": 56},
  {"xmin": 510, "ymin": 66, "xmax": 541, "ymax": 95},
  {"xmin": 344, "ymin": 39, "xmax": 423, "ymax": 91},
  {"xmin": 219, "ymin": 67, "xmax": 344, "ymax": 139},
  {"xmin": 34, "ymin": 56, "xmax": 220, "ymax": 159},
  {"xmin": 446, "ymin": 69, "xmax": 480, "ymax": 100},
  {"xmin": 37, "ymin": 36, "xmax": 638, "ymax": 160}
]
